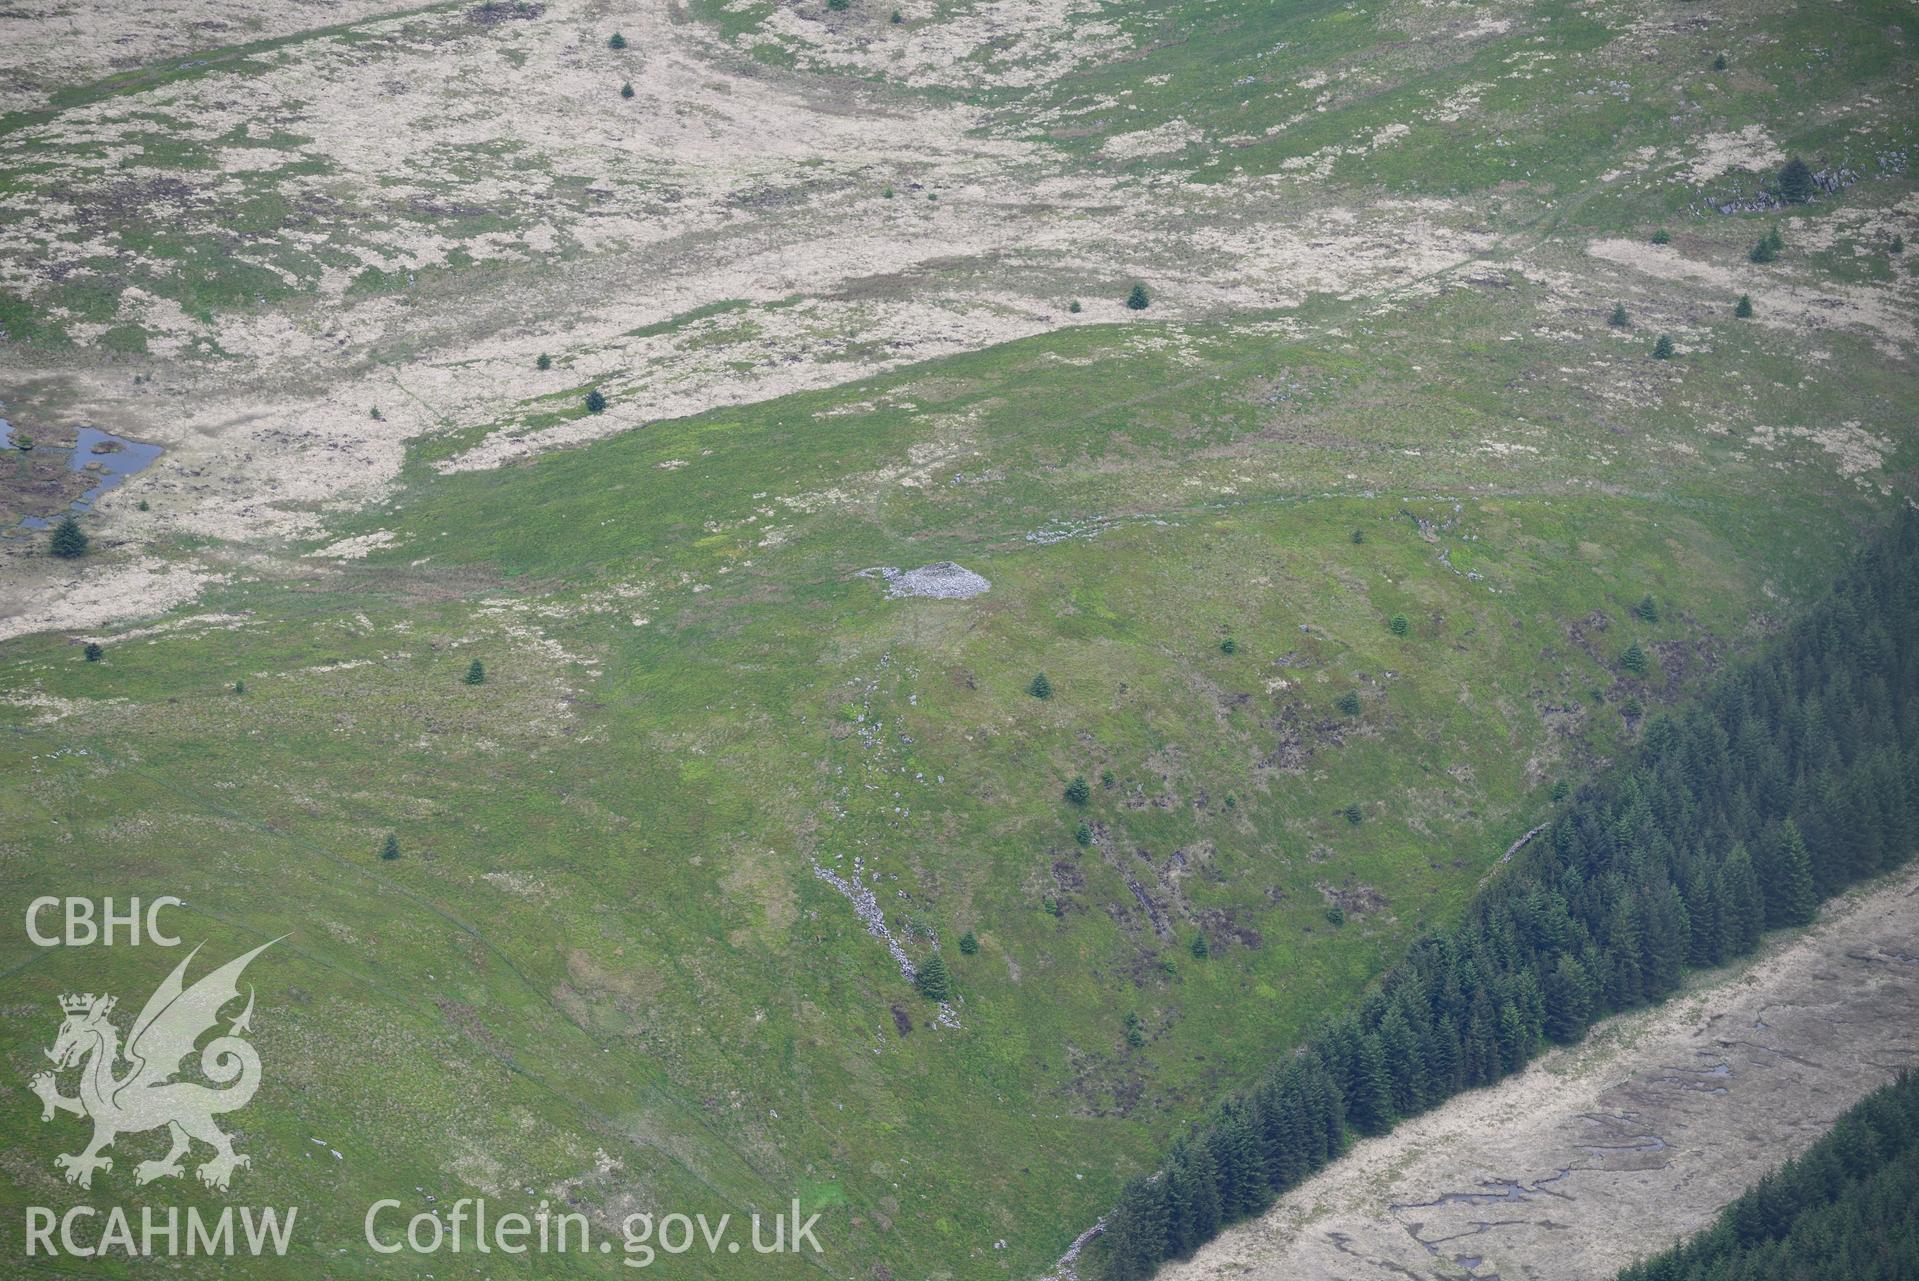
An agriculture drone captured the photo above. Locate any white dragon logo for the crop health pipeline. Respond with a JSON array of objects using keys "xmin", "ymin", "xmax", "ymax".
[{"xmin": 28, "ymin": 939, "xmax": 278, "ymax": 1192}]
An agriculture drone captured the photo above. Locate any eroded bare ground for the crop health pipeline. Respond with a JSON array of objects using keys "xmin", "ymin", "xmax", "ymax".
[
  {"xmin": 0, "ymin": 0, "xmax": 1524, "ymax": 637},
  {"xmin": 1159, "ymin": 866, "xmax": 1919, "ymax": 1281},
  {"xmin": 5, "ymin": 0, "xmax": 1913, "ymax": 641},
  {"xmin": 0, "ymin": 0, "xmax": 435, "ymax": 112}
]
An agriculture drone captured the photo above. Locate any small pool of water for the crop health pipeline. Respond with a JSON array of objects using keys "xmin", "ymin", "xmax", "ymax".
[{"xmin": 5, "ymin": 419, "xmax": 163, "ymax": 529}]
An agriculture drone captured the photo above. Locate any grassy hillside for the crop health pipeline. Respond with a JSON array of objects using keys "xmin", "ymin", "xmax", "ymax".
[
  {"xmin": 4, "ymin": 289, "xmax": 1908, "ymax": 1275},
  {"xmin": 0, "ymin": 0, "xmax": 1913, "ymax": 1277}
]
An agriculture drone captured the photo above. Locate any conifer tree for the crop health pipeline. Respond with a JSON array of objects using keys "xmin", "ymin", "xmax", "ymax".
[
  {"xmin": 1607, "ymin": 893, "xmax": 1647, "ymax": 1007},
  {"xmin": 1347, "ymin": 1033, "xmax": 1395, "ymax": 1134},
  {"xmin": 1166, "ymin": 1141, "xmax": 1222, "ymax": 1252},
  {"xmin": 1464, "ymin": 998, "xmax": 1499, "ymax": 1085},
  {"xmin": 1302, "ymin": 1055, "xmax": 1344, "ymax": 1161},
  {"xmin": 914, "ymin": 953, "xmax": 952, "ymax": 1002},
  {"xmin": 1735, "ymin": 293, "xmax": 1754, "ymax": 318},
  {"xmin": 1029, "ymin": 672, "xmax": 1052, "ymax": 699},
  {"xmin": 49, "ymin": 515, "xmax": 88, "ymax": 558},
  {"xmin": 1544, "ymin": 953, "xmax": 1594, "ymax": 1042},
  {"xmin": 1102, "ymin": 1176, "xmax": 1169, "ymax": 1279},
  {"xmin": 1125, "ymin": 283, "xmax": 1150, "ymax": 310},
  {"xmin": 1378, "ymin": 1007, "xmax": 1425, "ymax": 1115},
  {"xmin": 1722, "ymin": 842, "xmax": 1765, "ymax": 952},
  {"xmin": 1495, "ymin": 1000, "xmax": 1528, "ymax": 1074},
  {"xmin": 1646, "ymin": 884, "xmax": 1691, "ymax": 994},
  {"xmin": 1771, "ymin": 820, "xmax": 1818, "ymax": 926},
  {"xmin": 1778, "ymin": 155, "xmax": 1815, "ymax": 203},
  {"xmin": 1207, "ymin": 1115, "xmax": 1262, "ymax": 1219},
  {"xmin": 1427, "ymin": 1017, "xmax": 1464, "ymax": 1096},
  {"xmin": 1513, "ymin": 967, "xmax": 1547, "ymax": 1047},
  {"xmin": 1684, "ymin": 871, "xmax": 1725, "ymax": 966}
]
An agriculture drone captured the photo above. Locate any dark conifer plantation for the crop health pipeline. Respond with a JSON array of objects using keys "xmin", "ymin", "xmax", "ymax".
[
  {"xmin": 1616, "ymin": 1069, "xmax": 1919, "ymax": 1281},
  {"xmin": 1095, "ymin": 511, "xmax": 1919, "ymax": 1279}
]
